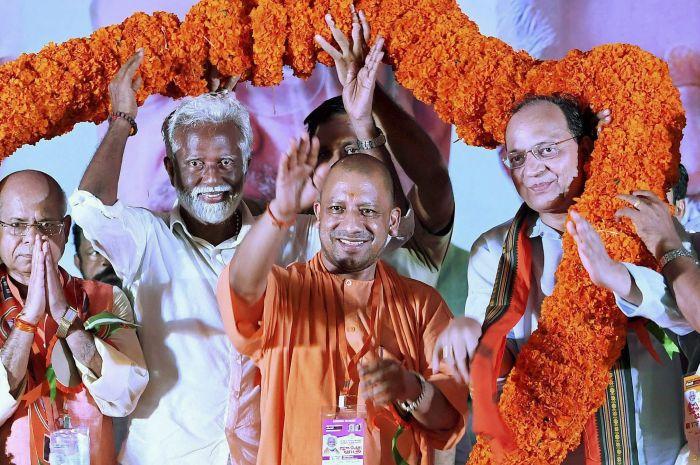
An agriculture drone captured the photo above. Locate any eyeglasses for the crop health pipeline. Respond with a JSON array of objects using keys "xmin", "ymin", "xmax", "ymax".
[
  {"xmin": 0, "ymin": 220, "xmax": 65, "ymax": 237},
  {"xmin": 502, "ymin": 136, "xmax": 577, "ymax": 170}
]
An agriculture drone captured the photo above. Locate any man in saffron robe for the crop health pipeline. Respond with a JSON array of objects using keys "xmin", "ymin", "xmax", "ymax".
[
  {"xmin": 0, "ymin": 170, "xmax": 148, "ymax": 465},
  {"xmin": 217, "ymin": 36, "xmax": 467, "ymax": 465}
]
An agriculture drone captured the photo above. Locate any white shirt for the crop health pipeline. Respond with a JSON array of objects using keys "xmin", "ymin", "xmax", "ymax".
[
  {"xmin": 0, "ymin": 286, "xmax": 148, "ymax": 424},
  {"xmin": 70, "ymin": 190, "xmax": 259, "ymax": 465},
  {"xmin": 466, "ymin": 215, "xmax": 692, "ymax": 465},
  {"xmin": 278, "ymin": 210, "xmax": 452, "ymax": 286}
]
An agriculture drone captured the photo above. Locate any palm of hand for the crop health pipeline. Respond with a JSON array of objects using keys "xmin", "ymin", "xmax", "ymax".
[
  {"xmin": 45, "ymin": 263, "xmax": 68, "ymax": 322},
  {"xmin": 275, "ymin": 161, "xmax": 314, "ymax": 217},
  {"xmin": 342, "ymin": 62, "xmax": 373, "ymax": 122}
]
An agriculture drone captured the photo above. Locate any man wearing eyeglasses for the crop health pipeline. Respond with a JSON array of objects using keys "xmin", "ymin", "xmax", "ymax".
[
  {"xmin": 434, "ymin": 95, "xmax": 692, "ymax": 465},
  {"xmin": 0, "ymin": 170, "xmax": 147, "ymax": 465}
]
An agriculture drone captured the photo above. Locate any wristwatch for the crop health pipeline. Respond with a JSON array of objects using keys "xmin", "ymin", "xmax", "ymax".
[
  {"xmin": 659, "ymin": 247, "xmax": 698, "ymax": 269},
  {"xmin": 56, "ymin": 306, "xmax": 79, "ymax": 339},
  {"xmin": 397, "ymin": 372, "xmax": 429, "ymax": 414},
  {"xmin": 345, "ymin": 127, "xmax": 387, "ymax": 154}
]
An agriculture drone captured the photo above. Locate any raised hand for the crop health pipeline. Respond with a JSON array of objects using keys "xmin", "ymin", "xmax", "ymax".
[
  {"xmin": 21, "ymin": 235, "xmax": 47, "ymax": 325},
  {"xmin": 616, "ymin": 190, "xmax": 683, "ymax": 260},
  {"xmin": 298, "ymin": 149, "xmax": 339, "ymax": 212},
  {"xmin": 567, "ymin": 210, "xmax": 640, "ymax": 303},
  {"xmin": 44, "ymin": 242, "xmax": 70, "ymax": 325},
  {"xmin": 315, "ymin": 9, "xmax": 384, "ymax": 125},
  {"xmin": 207, "ymin": 64, "xmax": 239, "ymax": 93},
  {"xmin": 431, "ymin": 317, "xmax": 482, "ymax": 384},
  {"xmin": 269, "ymin": 134, "xmax": 320, "ymax": 222},
  {"xmin": 315, "ymin": 6, "xmax": 371, "ymax": 87},
  {"xmin": 342, "ymin": 38, "xmax": 384, "ymax": 125},
  {"xmin": 108, "ymin": 49, "xmax": 144, "ymax": 117}
]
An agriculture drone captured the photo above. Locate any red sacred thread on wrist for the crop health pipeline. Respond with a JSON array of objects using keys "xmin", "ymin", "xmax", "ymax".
[
  {"xmin": 109, "ymin": 111, "xmax": 138, "ymax": 136},
  {"xmin": 266, "ymin": 204, "xmax": 295, "ymax": 229},
  {"xmin": 14, "ymin": 317, "xmax": 37, "ymax": 334}
]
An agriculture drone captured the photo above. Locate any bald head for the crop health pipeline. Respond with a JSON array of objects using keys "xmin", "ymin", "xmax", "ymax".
[
  {"xmin": 0, "ymin": 170, "xmax": 67, "ymax": 217},
  {"xmin": 321, "ymin": 153, "xmax": 394, "ymax": 202},
  {"xmin": 0, "ymin": 170, "xmax": 70, "ymax": 286},
  {"xmin": 314, "ymin": 153, "xmax": 401, "ymax": 277}
]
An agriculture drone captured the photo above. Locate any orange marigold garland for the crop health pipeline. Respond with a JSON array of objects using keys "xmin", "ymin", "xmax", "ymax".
[
  {"xmin": 284, "ymin": 0, "xmax": 316, "ymax": 77},
  {"xmin": 250, "ymin": 0, "xmax": 287, "ymax": 86},
  {"xmin": 0, "ymin": 2, "xmax": 685, "ymax": 464}
]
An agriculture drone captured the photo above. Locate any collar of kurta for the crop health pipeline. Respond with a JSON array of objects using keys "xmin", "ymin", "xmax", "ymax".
[
  {"xmin": 169, "ymin": 200, "xmax": 254, "ymax": 249},
  {"xmin": 528, "ymin": 215, "xmax": 563, "ymax": 240}
]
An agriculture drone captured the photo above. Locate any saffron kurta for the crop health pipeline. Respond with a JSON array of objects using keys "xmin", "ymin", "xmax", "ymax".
[{"xmin": 217, "ymin": 254, "xmax": 468, "ymax": 465}]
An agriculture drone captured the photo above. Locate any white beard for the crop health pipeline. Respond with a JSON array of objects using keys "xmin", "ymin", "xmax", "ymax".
[{"xmin": 177, "ymin": 185, "xmax": 239, "ymax": 224}]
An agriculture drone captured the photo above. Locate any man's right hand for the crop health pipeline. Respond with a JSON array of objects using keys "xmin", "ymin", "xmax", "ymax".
[
  {"xmin": 431, "ymin": 317, "xmax": 482, "ymax": 384},
  {"xmin": 108, "ymin": 49, "xmax": 144, "ymax": 117},
  {"xmin": 21, "ymin": 235, "xmax": 47, "ymax": 326},
  {"xmin": 269, "ymin": 134, "xmax": 320, "ymax": 223}
]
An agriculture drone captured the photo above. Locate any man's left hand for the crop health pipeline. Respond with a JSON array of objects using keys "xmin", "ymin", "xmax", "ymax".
[
  {"xmin": 567, "ymin": 210, "xmax": 636, "ymax": 299},
  {"xmin": 359, "ymin": 358, "xmax": 421, "ymax": 408},
  {"xmin": 44, "ymin": 243, "xmax": 70, "ymax": 325}
]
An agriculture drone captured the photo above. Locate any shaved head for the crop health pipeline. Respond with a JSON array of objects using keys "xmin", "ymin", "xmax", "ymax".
[
  {"xmin": 0, "ymin": 170, "xmax": 67, "ymax": 217},
  {"xmin": 314, "ymin": 153, "xmax": 400, "ymax": 277},
  {"xmin": 321, "ymin": 153, "xmax": 394, "ymax": 202},
  {"xmin": 0, "ymin": 170, "xmax": 70, "ymax": 286}
]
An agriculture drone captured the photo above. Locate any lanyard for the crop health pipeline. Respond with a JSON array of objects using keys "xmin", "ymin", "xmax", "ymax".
[{"xmin": 336, "ymin": 277, "xmax": 384, "ymax": 399}]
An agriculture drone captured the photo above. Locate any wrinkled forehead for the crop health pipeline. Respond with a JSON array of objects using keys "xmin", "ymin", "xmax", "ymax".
[{"xmin": 505, "ymin": 102, "xmax": 572, "ymax": 151}]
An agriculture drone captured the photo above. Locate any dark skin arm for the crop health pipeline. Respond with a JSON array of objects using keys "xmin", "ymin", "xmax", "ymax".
[
  {"xmin": 316, "ymin": 11, "xmax": 409, "ymax": 213},
  {"xmin": 317, "ymin": 8, "xmax": 453, "ymax": 233},
  {"xmin": 79, "ymin": 52, "xmax": 237, "ymax": 206},
  {"xmin": 372, "ymin": 86, "xmax": 453, "ymax": 233},
  {"xmin": 617, "ymin": 190, "xmax": 700, "ymax": 332},
  {"xmin": 79, "ymin": 50, "xmax": 144, "ymax": 205}
]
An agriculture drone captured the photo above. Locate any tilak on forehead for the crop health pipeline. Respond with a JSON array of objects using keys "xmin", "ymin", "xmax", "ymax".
[{"xmin": 321, "ymin": 153, "xmax": 395, "ymax": 200}]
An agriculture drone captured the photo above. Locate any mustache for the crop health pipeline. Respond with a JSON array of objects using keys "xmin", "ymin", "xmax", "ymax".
[
  {"xmin": 94, "ymin": 267, "xmax": 121, "ymax": 286},
  {"xmin": 330, "ymin": 231, "xmax": 373, "ymax": 241}
]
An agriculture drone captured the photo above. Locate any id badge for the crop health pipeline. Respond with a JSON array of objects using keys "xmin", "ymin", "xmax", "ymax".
[
  {"xmin": 48, "ymin": 426, "xmax": 90, "ymax": 465},
  {"xmin": 322, "ymin": 395, "xmax": 366, "ymax": 465},
  {"xmin": 322, "ymin": 417, "xmax": 365, "ymax": 464}
]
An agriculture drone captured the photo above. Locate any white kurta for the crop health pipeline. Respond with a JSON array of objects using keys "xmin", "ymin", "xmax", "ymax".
[
  {"xmin": 70, "ymin": 190, "xmax": 259, "ymax": 465},
  {"xmin": 466, "ymin": 215, "xmax": 692, "ymax": 465}
]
